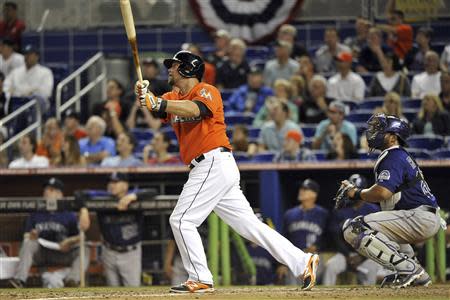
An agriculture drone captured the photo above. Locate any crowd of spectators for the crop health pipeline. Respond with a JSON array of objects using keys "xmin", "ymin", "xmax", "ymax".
[{"xmin": 1, "ymin": 1, "xmax": 450, "ymax": 169}]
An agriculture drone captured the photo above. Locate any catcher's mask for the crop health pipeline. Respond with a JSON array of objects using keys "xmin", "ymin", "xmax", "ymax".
[
  {"xmin": 348, "ymin": 174, "xmax": 368, "ymax": 189},
  {"xmin": 163, "ymin": 50, "xmax": 205, "ymax": 81},
  {"xmin": 365, "ymin": 113, "xmax": 410, "ymax": 151}
]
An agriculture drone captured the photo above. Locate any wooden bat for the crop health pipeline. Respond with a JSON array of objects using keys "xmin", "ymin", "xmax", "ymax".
[{"xmin": 120, "ymin": 0, "xmax": 143, "ymax": 83}]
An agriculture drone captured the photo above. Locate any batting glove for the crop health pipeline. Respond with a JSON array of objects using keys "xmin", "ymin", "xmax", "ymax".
[
  {"xmin": 140, "ymin": 93, "xmax": 164, "ymax": 112},
  {"xmin": 135, "ymin": 80, "xmax": 149, "ymax": 98}
]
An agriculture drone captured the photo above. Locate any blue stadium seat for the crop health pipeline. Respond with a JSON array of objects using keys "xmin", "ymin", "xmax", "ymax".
[
  {"xmin": 246, "ymin": 46, "xmax": 270, "ymax": 61},
  {"xmin": 342, "ymin": 100, "xmax": 358, "ymax": 112},
  {"xmin": 406, "ymin": 148, "xmax": 430, "ymax": 159},
  {"xmin": 357, "ymin": 99, "xmax": 383, "ymax": 110},
  {"xmin": 251, "ymin": 152, "xmax": 276, "ymax": 162},
  {"xmin": 301, "ymin": 124, "xmax": 316, "ymax": 138},
  {"xmin": 403, "ymin": 109, "xmax": 417, "ymax": 123},
  {"xmin": 131, "ymin": 128, "xmax": 154, "ymax": 142},
  {"xmin": 361, "ymin": 73, "xmax": 375, "ymax": 86},
  {"xmin": 233, "ymin": 152, "xmax": 251, "ymax": 162},
  {"xmin": 345, "ymin": 110, "xmax": 373, "ymax": 123},
  {"xmin": 407, "ymin": 135, "xmax": 445, "ymax": 151},
  {"xmin": 221, "ymin": 89, "xmax": 235, "ymax": 102},
  {"xmin": 248, "ymin": 127, "xmax": 260, "ymax": 139},
  {"xmin": 160, "ymin": 127, "xmax": 177, "ymax": 141},
  {"xmin": 432, "ymin": 149, "xmax": 450, "ymax": 159},
  {"xmin": 135, "ymin": 140, "xmax": 148, "ymax": 153},
  {"xmin": 358, "ymin": 150, "xmax": 379, "ymax": 160},
  {"xmin": 224, "ymin": 112, "xmax": 255, "ymax": 126},
  {"xmin": 303, "ymin": 137, "xmax": 313, "ymax": 148},
  {"xmin": 402, "ymin": 98, "xmax": 422, "ymax": 109},
  {"xmin": 311, "ymin": 150, "xmax": 327, "ymax": 161},
  {"xmin": 354, "ymin": 122, "xmax": 368, "ymax": 137}
]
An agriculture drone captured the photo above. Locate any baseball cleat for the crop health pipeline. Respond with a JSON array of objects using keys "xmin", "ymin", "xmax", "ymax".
[
  {"xmin": 8, "ymin": 278, "xmax": 24, "ymax": 288},
  {"xmin": 170, "ymin": 280, "xmax": 214, "ymax": 293},
  {"xmin": 412, "ymin": 271, "xmax": 432, "ymax": 287},
  {"xmin": 390, "ymin": 266, "xmax": 425, "ymax": 289},
  {"xmin": 301, "ymin": 254, "xmax": 319, "ymax": 291}
]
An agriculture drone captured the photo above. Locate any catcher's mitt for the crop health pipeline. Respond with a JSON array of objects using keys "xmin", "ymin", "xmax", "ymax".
[{"xmin": 333, "ymin": 182, "xmax": 355, "ymax": 210}]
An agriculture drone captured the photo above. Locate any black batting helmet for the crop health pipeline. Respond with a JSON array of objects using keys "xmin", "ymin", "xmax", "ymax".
[{"xmin": 163, "ymin": 50, "xmax": 205, "ymax": 81}]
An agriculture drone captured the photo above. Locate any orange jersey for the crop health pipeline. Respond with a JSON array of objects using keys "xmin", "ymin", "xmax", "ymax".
[{"xmin": 162, "ymin": 82, "xmax": 231, "ymax": 164}]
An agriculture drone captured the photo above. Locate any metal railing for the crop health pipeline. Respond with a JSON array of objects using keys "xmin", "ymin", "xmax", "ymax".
[
  {"xmin": 55, "ymin": 52, "xmax": 107, "ymax": 121},
  {"xmin": 0, "ymin": 99, "xmax": 42, "ymax": 153}
]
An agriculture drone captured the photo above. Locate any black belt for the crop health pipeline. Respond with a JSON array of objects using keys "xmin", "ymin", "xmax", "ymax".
[
  {"xmin": 189, "ymin": 147, "xmax": 231, "ymax": 169},
  {"xmin": 104, "ymin": 241, "xmax": 139, "ymax": 253},
  {"xmin": 418, "ymin": 206, "xmax": 437, "ymax": 214}
]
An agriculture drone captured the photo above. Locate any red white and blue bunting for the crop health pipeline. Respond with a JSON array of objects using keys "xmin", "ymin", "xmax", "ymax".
[{"xmin": 189, "ymin": 0, "xmax": 304, "ymax": 44}]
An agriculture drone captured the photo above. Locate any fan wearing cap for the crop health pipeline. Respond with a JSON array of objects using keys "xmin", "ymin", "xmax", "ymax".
[
  {"xmin": 3, "ymin": 44, "xmax": 53, "ymax": 111},
  {"xmin": 263, "ymin": 40, "xmax": 299, "ymax": 87},
  {"xmin": 323, "ymin": 174, "xmax": 381, "ymax": 286},
  {"xmin": 83, "ymin": 172, "xmax": 150, "ymax": 287},
  {"xmin": 206, "ymin": 29, "xmax": 231, "ymax": 67},
  {"xmin": 273, "ymin": 130, "xmax": 315, "ymax": 162},
  {"xmin": 227, "ymin": 66, "xmax": 273, "ymax": 114},
  {"xmin": 277, "ymin": 179, "xmax": 329, "ymax": 285},
  {"xmin": 0, "ymin": 37, "xmax": 24, "ymax": 77},
  {"xmin": 326, "ymin": 51, "xmax": 366, "ymax": 103},
  {"xmin": 9, "ymin": 178, "xmax": 90, "ymax": 288},
  {"xmin": 312, "ymin": 100, "xmax": 357, "ymax": 151}
]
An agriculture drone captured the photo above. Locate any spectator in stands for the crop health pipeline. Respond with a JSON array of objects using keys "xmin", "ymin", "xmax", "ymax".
[
  {"xmin": 368, "ymin": 52, "xmax": 411, "ymax": 97},
  {"xmin": 323, "ymin": 174, "xmax": 381, "ymax": 286},
  {"xmin": 216, "ymin": 38, "xmax": 250, "ymax": 89},
  {"xmin": 101, "ymin": 131, "xmax": 142, "ymax": 167},
  {"xmin": 326, "ymin": 132, "xmax": 358, "ymax": 160},
  {"xmin": 0, "ymin": 125, "xmax": 8, "ymax": 167},
  {"xmin": 207, "ymin": 29, "xmax": 231, "ymax": 67},
  {"xmin": 273, "ymin": 130, "xmax": 315, "ymax": 162},
  {"xmin": 94, "ymin": 79, "xmax": 129, "ymax": 123},
  {"xmin": 99, "ymin": 102, "xmax": 126, "ymax": 141},
  {"xmin": 299, "ymin": 74, "xmax": 332, "ymax": 124},
  {"xmin": 79, "ymin": 116, "xmax": 116, "ymax": 166},
  {"xmin": 126, "ymin": 98, "xmax": 162, "ymax": 130},
  {"xmin": 298, "ymin": 55, "xmax": 316, "ymax": 89},
  {"xmin": 314, "ymin": 27, "xmax": 351, "ymax": 73},
  {"xmin": 327, "ymin": 52, "xmax": 366, "ymax": 103},
  {"xmin": 0, "ymin": 2, "xmax": 25, "ymax": 51},
  {"xmin": 277, "ymin": 179, "xmax": 328, "ymax": 285},
  {"xmin": 9, "ymin": 134, "xmax": 49, "ymax": 168},
  {"xmin": 257, "ymin": 100, "xmax": 301, "ymax": 152},
  {"xmin": 376, "ymin": 1, "xmax": 413, "ymax": 62},
  {"xmin": 231, "ymin": 124, "xmax": 255, "ymax": 154},
  {"xmin": 227, "ymin": 66, "xmax": 273, "ymax": 113},
  {"xmin": 0, "ymin": 37, "xmax": 23, "ymax": 76},
  {"xmin": 374, "ymin": 92, "xmax": 406, "ymax": 120},
  {"xmin": 63, "ymin": 110, "xmax": 86, "ymax": 140},
  {"xmin": 356, "ymin": 27, "xmax": 391, "ymax": 73},
  {"xmin": 143, "ymin": 131, "xmax": 180, "ymax": 165},
  {"xmin": 439, "ymin": 72, "xmax": 450, "ymax": 112},
  {"xmin": 277, "ymin": 24, "xmax": 307, "ymax": 59},
  {"xmin": 8, "ymin": 177, "xmax": 89, "ymax": 288},
  {"xmin": 440, "ymin": 44, "xmax": 450, "ymax": 72},
  {"xmin": 412, "ymin": 93, "xmax": 450, "ymax": 136},
  {"xmin": 142, "ymin": 57, "xmax": 171, "ymax": 96},
  {"xmin": 0, "ymin": 71, "xmax": 5, "ymax": 119},
  {"xmin": 312, "ymin": 101, "xmax": 357, "ymax": 151},
  {"xmin": 411, "ymin": 51, "xmax": 441, "ymax": 98},
  {"xmin": 290, "ymin": 75, "xmax": 306, "ymax": 107},
  {"xmin": 183, "ymin": 43, "xmax": 216, "ymax": 85},
  {"xmin": 36, "ymin": 118, "xmax": 63, "ymax": 166},
  {"xmin": 344, "ymin": 16, "xmax": 371, "ymax": 59},
  {"xmin": 406, "ymin": 27, "xmax": 433, "ymax": 72},
  {"xmin": 263, "ymin": 40, "xmax": 299, "ymax": 87},
  {"xmin": 59, "ymin": 134, "xmax": 86, "ymax": 167},
  {"xmin": 3, "ymin": 45, "xmax": 53, "ymax": 114}
]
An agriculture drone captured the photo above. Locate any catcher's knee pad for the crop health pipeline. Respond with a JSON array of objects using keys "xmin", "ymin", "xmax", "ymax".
[{"xmin": 342, "ymin": 215, "xmax": 369, "ymax": 246}]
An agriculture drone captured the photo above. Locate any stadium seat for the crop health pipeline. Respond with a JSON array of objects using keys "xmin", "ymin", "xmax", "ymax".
[
  {"xmin": 311, "ymin": 150, "xmax": 328, "ymax": 161},
  {"xmin": 358, "ymin": 150, "xmax": 379, "ymax": 160},
  {"xmin": 432, "ymin": 149, "xmax": 450, "ymax": 159},
  {"xmin": 221, "ymin": 89, "xmax": 235, "ymax": 102},
  {"xmin": 407, "ymin": 135, "xmax": 445, "ymax": 151},
  {"xmin": 160, "ymin": 127, "xmax": 177, "ymax": 141},
  {"xmin": 361, "ymin": 73, "xmax": 375, "ymax": 86},
  {"xmin": 301, "ymin": 124, "xmax": 316, "ymax": 138},
  {"xmin": 246, "ymin": 46, "xmax": 270, "ymax": 60},
  {"xmin": 354, "ymin": 122, "xmax": 368, "ymax": 137},
  {"xmin": 402, "ymin": 98, "xmax": 422, "ymax": 109},
  {"xmin": 224, "ymin": 112, "xmax": 255, "ymax": 125},
  {"xmin": 357, "ymin": 99, "xmax": 383, "ymax": 110},
  {"xmin": 135, "ymin": 140, "xmax": 148, "ymax": 154},
  {"xmin": 248, "ymin": 127, "xmax": 260, "ymax": 139},
  {"xmin": 403, "ymin": 109, "xmax": 417, "ymax": 122},
  {"xmin": 130, "ymin": 128, "xmax": 154, "ymax": 142},
  {"xmin": 345, "ymin": 110, "xmax": 373, "ymax": 123},
  {"xmin": 251, "ymin": 152, "xmax": 276, "ymax": 162},
  {"xmin": 233, "ymin": 151, "xmax": 251, "ymax": 162},
  {"xmin": 342, "ymin": 100, "xmax": 358, "ymax": 112},
  {"xmin": 406, "ymin": 148, "xmax": 430, "ymax": 159},
  {"xmin": 303, "ymin": 137, "xmax": 314, "ymax": 148}
]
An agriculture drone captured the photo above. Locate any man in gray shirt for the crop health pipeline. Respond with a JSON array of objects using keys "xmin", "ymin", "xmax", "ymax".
[
  {"xmin": 263, "ymin": 40, "xmax": 300, "ymax": 87},
  {"xmin": 101, "ymin": 132, "xmax": 142, "ymax": 167},
  {"xmin": 315, "ymin": 28, "xmax": 351, "ymax": 73}
]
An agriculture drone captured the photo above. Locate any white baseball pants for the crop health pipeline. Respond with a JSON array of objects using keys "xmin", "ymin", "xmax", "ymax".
[{"xmin": 169, "ymin": 148, "xmax": 312, "ymax": 284}]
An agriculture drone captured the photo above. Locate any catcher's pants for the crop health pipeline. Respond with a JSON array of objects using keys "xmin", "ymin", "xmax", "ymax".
[
  {"xmin": 101, "ymin": 243, "xmax": 141, "ymax": 287},
  {"xmin": 14, "ymin": 239, "xmax": 88, "ymax": 284},
  {"xmin": 170, "ymin": 148, "xmax": 312, "ymax": 284},
  {"xmin": 322, "ymin": 253, "xmax": 382, "ymax": 285}
]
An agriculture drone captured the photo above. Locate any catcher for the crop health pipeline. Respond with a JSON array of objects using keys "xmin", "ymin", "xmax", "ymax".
[{"xmin": 334, "ymin": 113, "xmax": 445, "ymax": 288}]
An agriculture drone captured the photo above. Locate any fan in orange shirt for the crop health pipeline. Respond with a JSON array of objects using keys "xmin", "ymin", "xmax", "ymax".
[{"xmin": 134, "ymin": 51, "xmax": 319, "ymax": 294}]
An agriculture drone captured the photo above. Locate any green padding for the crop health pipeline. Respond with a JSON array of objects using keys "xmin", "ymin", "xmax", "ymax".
[
  {"xmin": 220, "ymin": 219, "xmax": 231, "ymax": 285},
  {"xmin": 208, "ymin": 213, "xmax": 219, "ymax": 283},
  {"xmin": 231, "ymin": 230, "xmax": 257, "ymax": 285}
]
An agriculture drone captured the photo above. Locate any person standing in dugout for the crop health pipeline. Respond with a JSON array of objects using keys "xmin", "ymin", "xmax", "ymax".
[
  {"xmin": 335, "ymin": 113, "xmax": 446, "ymax": 288},
  {"xmin": 135, "ymin": 50, "xmax": 319, "ymax": 293}
]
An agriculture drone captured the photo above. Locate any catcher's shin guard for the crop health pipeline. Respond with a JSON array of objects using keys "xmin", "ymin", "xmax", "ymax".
[{"xmin": 342, "ymin": 217, "xmax": 418, "ymax": 274}]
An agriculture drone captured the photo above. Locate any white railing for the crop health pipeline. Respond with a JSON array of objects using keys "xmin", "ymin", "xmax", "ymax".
[
  {"xmin": 0, "ymin": 99, "xmax": 42, "ymax": 153},
  {"xmin": 55, "ymin": 52, "xmax": 107, "ymax": 121}
]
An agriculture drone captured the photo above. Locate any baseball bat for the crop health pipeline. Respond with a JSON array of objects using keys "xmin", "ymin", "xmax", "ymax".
[{"xmin": 120, "ymin": 0, "xmax": 143, "ymax": 83}]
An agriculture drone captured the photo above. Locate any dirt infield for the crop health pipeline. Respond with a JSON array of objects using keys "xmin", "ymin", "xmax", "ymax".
[{"xmin": 0, "ymin": 285, "xmax": 449, "ymax": 300}]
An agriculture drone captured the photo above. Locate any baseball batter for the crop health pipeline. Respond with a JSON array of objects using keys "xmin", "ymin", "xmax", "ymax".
[
  {"xmin": 135, "ymin": 51, "xmax": 319, "ymax": 293},
  {"xmin": 334, "ymin": 113, "xmax": 445, "ymax": 288}
]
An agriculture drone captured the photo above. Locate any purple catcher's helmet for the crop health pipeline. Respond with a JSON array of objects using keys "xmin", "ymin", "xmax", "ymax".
[
  {"xmin": 348, "ymin": 174, "xmax": 368, "ymax": 189},
  {"xmin": 365, "ymin": 113, "xmax": 410, "ymax": 151}
]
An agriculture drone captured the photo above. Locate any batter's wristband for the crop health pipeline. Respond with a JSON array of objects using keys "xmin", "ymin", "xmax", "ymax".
[
  {"xmin": 159, "ymin": 99, "xmax": 167, "ymax": 113},
  {"xmin": 353, "ymin": 188, "xmax": 362, "ymax": 201}
]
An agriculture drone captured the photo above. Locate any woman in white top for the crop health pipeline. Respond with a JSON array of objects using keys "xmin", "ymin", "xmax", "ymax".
[{"xmin": 368, "ymin": 52, "xmax": 411, "ymax": 97}]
